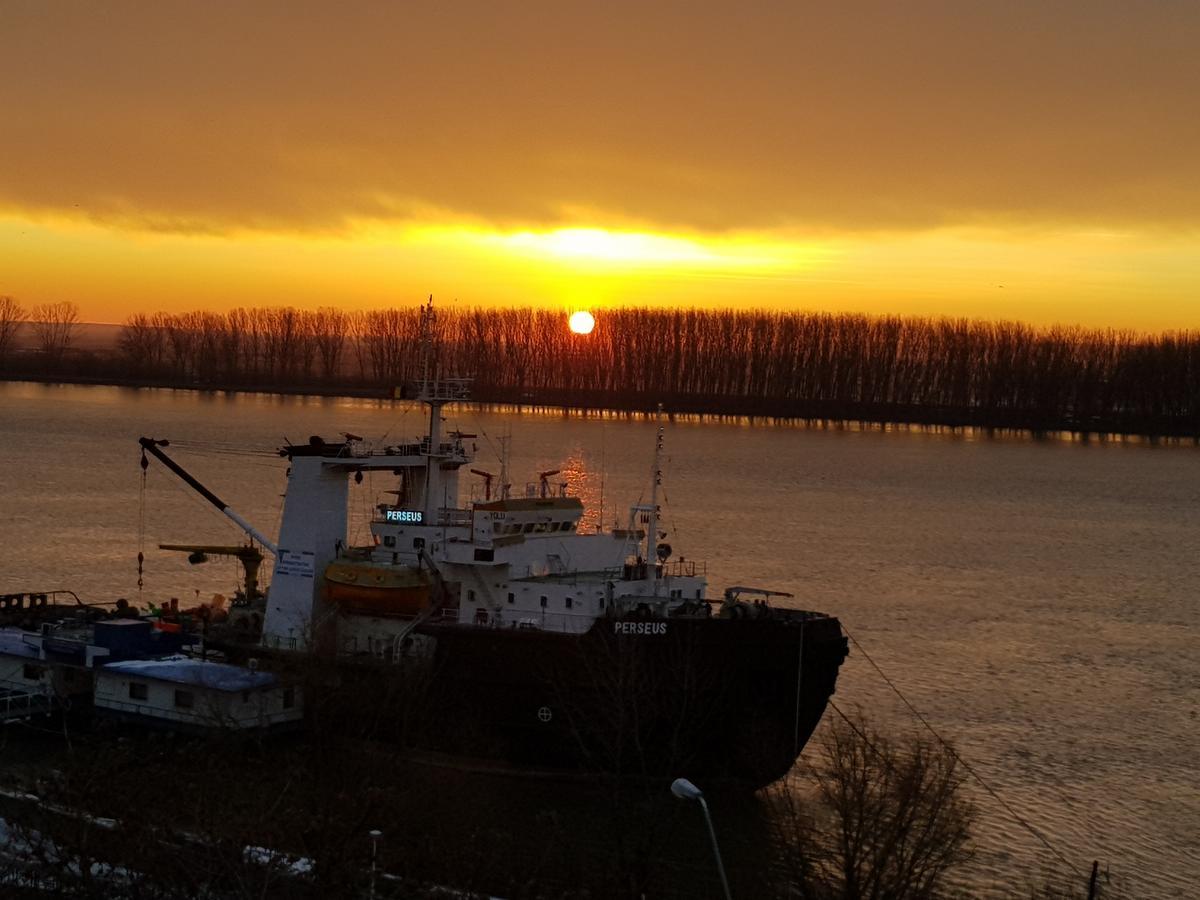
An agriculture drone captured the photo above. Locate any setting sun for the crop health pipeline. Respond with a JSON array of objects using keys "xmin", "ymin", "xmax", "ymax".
[{"xmin": 568, "ymin": 310, "xmax": 595, "ymax": 334}]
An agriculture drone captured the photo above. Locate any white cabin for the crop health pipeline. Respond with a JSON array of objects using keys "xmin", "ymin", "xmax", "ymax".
[{"xmin": 95, "ymin": 656, "xmax": 301, "ymax": 731}]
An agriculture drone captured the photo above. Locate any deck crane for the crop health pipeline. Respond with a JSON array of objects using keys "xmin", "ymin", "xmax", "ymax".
[
  {"xmin": 158, "ymin": 543, "xmax": 266, "ymax": 605},
  {"xmin": 138, "ymin": 437, "xmax": 279, "ymax": 556}
]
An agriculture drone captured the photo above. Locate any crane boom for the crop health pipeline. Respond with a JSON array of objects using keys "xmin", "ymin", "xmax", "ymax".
[{"xmin": 139, "ymin": 437, "xmax": 279, "ymax": 556}]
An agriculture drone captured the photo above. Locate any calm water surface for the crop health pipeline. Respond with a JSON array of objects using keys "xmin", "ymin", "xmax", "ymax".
[{"xmin": 1, "ymin": 383, "xmax": 1197, "ymax": 897}]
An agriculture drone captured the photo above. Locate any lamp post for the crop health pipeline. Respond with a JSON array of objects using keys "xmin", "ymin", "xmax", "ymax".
[
  {"xmin": 368, "ymin": 829, "xmax": 382, "ymax": 900},
  {"xmin": 671, "ymin": 778, "xmax": 732, "ymax": 900}
]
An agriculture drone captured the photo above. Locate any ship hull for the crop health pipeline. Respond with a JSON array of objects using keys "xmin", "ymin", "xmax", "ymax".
[{"xmin": 401, "ymin": 610, "xmax": 848, "ymax": 789}]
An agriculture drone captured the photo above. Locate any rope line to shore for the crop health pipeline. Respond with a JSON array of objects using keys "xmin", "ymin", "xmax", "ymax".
[{"xmin": 840, "ymin": 626, "xmax": 1084, "ymax": 878}]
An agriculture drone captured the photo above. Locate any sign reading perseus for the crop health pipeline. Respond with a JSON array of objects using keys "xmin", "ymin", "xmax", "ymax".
[
  {"xmin": 385, "ymin": 509, "xmax": 424, "ymax": 524},
  {"xmin": 613, "ymin": 621, "xmax": 668, "ymax": 636}
]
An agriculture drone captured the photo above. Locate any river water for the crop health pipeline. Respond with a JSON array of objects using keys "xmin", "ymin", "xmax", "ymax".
[{"xmin": 0, "ymin": 382, "xmax": 1196, "ymax": 897}]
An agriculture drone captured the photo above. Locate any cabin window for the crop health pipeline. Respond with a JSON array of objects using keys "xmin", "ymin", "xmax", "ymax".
[
  {"xmin": 539, "ymin": 596, "xmax": 548, "ymax": 608},
  {"xmin": 467, "ymin": 589, "xmax": 476, "ymax": 602},
  {"xmin": 282, "ymin": 687, "xmax": 295, "ymax": 709},
  {"xmin": 696, "ymin": 589, "xmax": 702, "ymax": 599},
  {"xmin": 129, "ymin": 682, "xmax": 148, "ymax": 701},
  {"xmin": 174, "ymin": 689, "xmax": 195, "ymax": 709},
  {"xmin": 507, "ymin": 593, "xmax": 515, "ymax": 604},
  {"xmin": 599, "ymin": 596, "xmax": 605, "ymax": 609},
  {"xmin": 565, "ymin": 596, "xmax": 573, "ymax": 609},
  {"xmin": 22, "ymin": 664, "xmax": 41, "ymax": 681},
  {"xmin": 383, "ymin": 535, "xmax": 396, "ymax": 548}
]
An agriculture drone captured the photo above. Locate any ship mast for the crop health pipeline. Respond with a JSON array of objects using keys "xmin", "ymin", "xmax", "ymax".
[
  {"xmin": 418, "ymin": 297, "xmax": 442, "ymax": 525},
  {"xmin": 498, "ymin": 429, "xmax": 512, "ymax": 500},
  {"xmin": 415, "ymin": 296, "xmax": 470, "ymax": 523},
  {"xmin": 646, "ymin": 404, "xmax": 664, "ymax": 592}
]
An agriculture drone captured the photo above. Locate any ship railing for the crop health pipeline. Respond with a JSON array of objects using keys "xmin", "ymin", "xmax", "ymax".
[
  {"xmin": 418, "ymin": 437, "xmax": 468, "ymax": 455},
  {"xmin": 369, "ymin": 507, "xmax": 472, "ymax": 527},
  {"xmin": 0, "ymin": 685, "xmax": 54, "ymax": 723},
  {"xmin": 428, "ymin": 607, "xmax": 595, "ymax": 633},
  {"xmin": 664, "ymin": 558, "xmax": 705, "ymax": 577},
  {"xmin": 381, "ymin": 442, "xmax": 424, "ymax": 457},
  {"xmin": 418, "ymin": 378, "xmax": 472, "ymax": 402},
  {"xmin": 620, "ymin": 559, "xmax": 706, "ymax": 581},
  {"xmin": 436, "ymin": 508, "xmax": 473, "ymax": 527}
]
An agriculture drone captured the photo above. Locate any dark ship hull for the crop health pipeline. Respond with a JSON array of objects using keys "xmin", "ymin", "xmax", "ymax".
[{"xmin": 328, "ymin": 608, "xmax": 849, "ymax": 789}]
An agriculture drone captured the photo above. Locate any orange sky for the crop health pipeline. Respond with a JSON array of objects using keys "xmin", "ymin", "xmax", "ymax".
[{"xmin": 2, "ymin": 2, "xmax": 1198, "ymax": 329}]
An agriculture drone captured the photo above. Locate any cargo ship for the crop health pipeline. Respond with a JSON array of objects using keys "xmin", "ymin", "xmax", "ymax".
[{"xmin": 134, "ymin": 304, "xmax": 849, "ymax": 787}]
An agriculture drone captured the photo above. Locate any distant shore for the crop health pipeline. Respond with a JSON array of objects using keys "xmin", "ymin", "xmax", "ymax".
[
  {"xmin": 5, "ymin": 372, "xmax": 1198, "ymax": 440},
  {"xmin": 3, "ymin": 304, "xmax": 1197, "ymax": 439}
]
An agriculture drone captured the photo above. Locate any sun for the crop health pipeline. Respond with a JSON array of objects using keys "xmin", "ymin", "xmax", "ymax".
[{"xmin": 568, "ymin": 310, "xmax": 595, "ymax": 334}]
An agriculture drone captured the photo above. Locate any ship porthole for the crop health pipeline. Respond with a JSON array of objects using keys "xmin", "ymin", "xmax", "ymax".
[{"xmin": 537, "ymin": 706, "xmax": 553, "ymax": 723}]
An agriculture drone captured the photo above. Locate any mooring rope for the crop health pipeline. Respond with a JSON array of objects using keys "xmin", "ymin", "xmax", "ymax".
[{"xmin": 840, "ymin": 626, "xmax": 1084, "ymax": 877}]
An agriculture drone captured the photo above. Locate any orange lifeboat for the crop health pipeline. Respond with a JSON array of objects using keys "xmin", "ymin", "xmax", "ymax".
[{"xmin": 323, "ymin": 561, "xmax": 431, "ymax": 617}]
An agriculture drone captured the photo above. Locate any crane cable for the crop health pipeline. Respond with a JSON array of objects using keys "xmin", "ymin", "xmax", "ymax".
[
  {"xmin": 840, "ymin": 626, "xmax": 1084, "ymax": 878},
  {"xmin": 137, "ymin": 446, "xmax": 148, "ymax": 591}
]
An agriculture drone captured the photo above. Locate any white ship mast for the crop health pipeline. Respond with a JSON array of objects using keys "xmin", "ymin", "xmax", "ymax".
[{"xmin": 646, "ymin": 405, "xmax": 664, "ymax": 594}]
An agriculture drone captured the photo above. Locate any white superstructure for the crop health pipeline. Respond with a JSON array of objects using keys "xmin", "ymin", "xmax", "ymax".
[{"xmin": 261, "ymin": 304, "xmax": 707, "ymax": 654}]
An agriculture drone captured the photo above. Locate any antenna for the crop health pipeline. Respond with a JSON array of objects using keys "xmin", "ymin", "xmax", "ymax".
[
  {"xmin": 418, "ymin": 294, "xmax": 435, "ymax": 400},
  {"xmin": 647, "ymin": 404, "xmax": 664, "ymax": 588},
  {"xmin": 498, "ymin": 428, "xmax": 512, "ymax": 500}
]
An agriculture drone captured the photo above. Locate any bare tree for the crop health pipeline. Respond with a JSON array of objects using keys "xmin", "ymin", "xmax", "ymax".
[
  {"xmin": 118, "ymin": 312, "xmax": 167, "ymax": 376},
  {"xmin": 29, "ymin": 300, "xmax": 79, "ymax": 367},
  {"xmin": 767, "ymin": 712, "xmax": 975, "ymax": 900},
  {"xmin": 312, "ymin": 307, "xmax": 348, "ymax": 380},
  {"xmin": 0, "ymin": 294, "xmax": 24, "ymax": 369}
]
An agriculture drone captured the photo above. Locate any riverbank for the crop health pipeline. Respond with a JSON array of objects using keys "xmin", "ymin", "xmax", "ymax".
[{"xmin": 5, "ymin": 372, "xmax": 1199, "ymax": 440}]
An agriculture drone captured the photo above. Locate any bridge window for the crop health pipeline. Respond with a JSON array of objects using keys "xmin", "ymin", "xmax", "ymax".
[
  {"xmin": 562, "ymin": 521, "xmax": 576, "ymax": 533},
  {"xmin": 129, "ymin": 682, "xmax": 148, "ymax": 701},
  {"xmin": 523, "ymin": 523, "xmax": 536, "ymax": 534},
  {"xmin": 383, "ymin": 535, "xmax": 395, "ymax": 548},
  {"xmin": 174, "ymin": 689, "xmax": 195, "ymax": 709},
  {"xmin": 22, "ymin": 664, "xmax": 41, "ymax": 681}
]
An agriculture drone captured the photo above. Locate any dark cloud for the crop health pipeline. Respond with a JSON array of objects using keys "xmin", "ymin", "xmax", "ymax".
[{"xmin": 2, "ymin": 1, "xmax": 1198, "ymax": 235}]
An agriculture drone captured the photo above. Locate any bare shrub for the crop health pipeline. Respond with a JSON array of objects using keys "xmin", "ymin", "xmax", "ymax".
[{"xmin": 767, "ymin": 713, "xmax": 975, "ymax": 900}]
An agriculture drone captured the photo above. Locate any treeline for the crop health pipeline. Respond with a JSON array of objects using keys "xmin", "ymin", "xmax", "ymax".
[{"xmin": 2, "ymin": 298, "xmax": 1198, "ymax": 435}]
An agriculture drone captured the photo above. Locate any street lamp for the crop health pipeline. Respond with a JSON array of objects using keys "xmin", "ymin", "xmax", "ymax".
[
  {"xmin": 671, "ymin": 778, "xmax": 732, "ymax": 900},
  {"xmin": 368, "ymin": 829, "xmax": 382, "ymax": 900}
]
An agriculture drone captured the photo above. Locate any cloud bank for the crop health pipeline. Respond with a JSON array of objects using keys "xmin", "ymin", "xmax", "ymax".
[{"xmin": 3, "ymin": 1, "xmax": 1198, "ymax": 238}]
